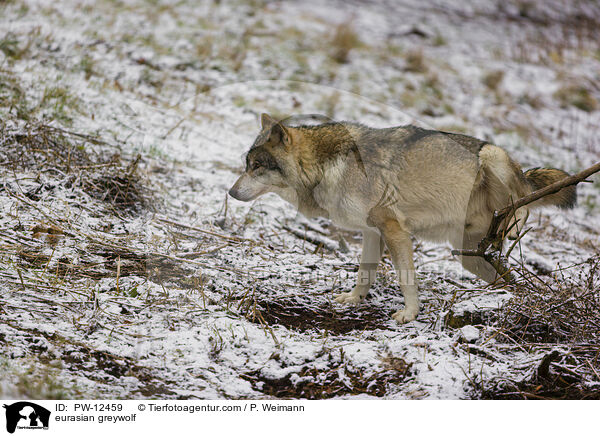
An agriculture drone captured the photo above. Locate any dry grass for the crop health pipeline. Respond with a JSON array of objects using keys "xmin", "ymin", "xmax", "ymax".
[
  {"xmin": 500, "ymin": 1, "xmax": 600, "ymax": 65},
  {"xmin": 404, "ymin": 49, "xmax": 427, "ymax": 73},
  {"xmin": 244, "ymin": 295, "xmax": 391, "ymax": 334},
  {"xmin": 1, "ymin": 323, "xmax": 178, "ymax": 398},
  {"xmin": 242, "ymin": 349, "xmax": 412, "ymax": 399},
  {"xmin": 518, "ymin": 92, "xmax": 545, "ymax": 109},
  {"xmin": 498, "ymin": 257, "xmax": 600, "ymax": 344},
  {"xmin": 553, "ymin": 84, "xmax": 598, "ymax": 112},
  {"xmin": 479, "ymin": 345, "xmax": 600, "ymax": 399},
  {"xmin": 329, "ymin": 21, "xmax": 361, "ymax": 64},
  {"xmin": 482, "ymin": 70, "xmax": 505, "ymax": 91},
  {"xmin": 474, "ymin": 256, "xmax": 600, "ymax": 399},
  {"xmin": 0, "ymin": 31, "xmax": 33, "ymax": 61},
  {"xmin": 0, "ymin": 122, "xmax": 151, "ymax": 213}
]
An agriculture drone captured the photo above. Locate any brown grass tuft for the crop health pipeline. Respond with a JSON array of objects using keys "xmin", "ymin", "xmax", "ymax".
[
  {"xmin": 554, "ymin": 84, "xmax": 598, "ymax": 112},
  {"xmin": 329, "ymin": 21, "xmax": 361, "ymax": 64},
  {"xmin": 404, "ymin": 49, "xmax": 427, "ymax": 73},
  {"xmin": 482, "ymin": 70, "xmax": 505, "ymax": 90}
]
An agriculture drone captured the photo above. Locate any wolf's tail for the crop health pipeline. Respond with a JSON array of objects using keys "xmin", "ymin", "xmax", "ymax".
[{"xmin": 523, "ymin": 168, "xmax": 577, "ymax": 209}]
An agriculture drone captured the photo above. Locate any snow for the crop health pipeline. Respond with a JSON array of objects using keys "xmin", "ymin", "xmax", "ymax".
[
  {"xmin": 458, "ymin": 326, "xmax": 480, "ymax": 343},
  {"xmin": 0, "ymin": 0, "xmax": 598, "ymax": 400}
]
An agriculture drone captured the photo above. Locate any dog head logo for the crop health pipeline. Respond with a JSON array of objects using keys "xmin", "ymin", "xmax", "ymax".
[{"xmin": 3, "ymin": 402, "xmax": 50, "ymax": 434}]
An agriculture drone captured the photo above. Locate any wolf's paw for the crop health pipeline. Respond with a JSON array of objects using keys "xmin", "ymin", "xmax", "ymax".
[
  {"xmin": 334, "ymin": 291, "xmax": 364, "ymax": 305},
  {"xmin": 392, "ymin": 307, "xmax": 419, "ymax": 324}
]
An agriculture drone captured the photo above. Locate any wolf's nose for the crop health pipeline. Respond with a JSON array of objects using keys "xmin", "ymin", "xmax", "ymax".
[{"xmin": 228, "ymin": 187, "xmax": 239, "ymax": 200}]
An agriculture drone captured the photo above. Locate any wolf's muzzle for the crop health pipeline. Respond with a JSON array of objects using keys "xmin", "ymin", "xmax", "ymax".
[
  {"xmin": 228, "ymin": 173, "xmax": 265, "ymax": 201},
  {"xmin": 228, "ymin": 186, "xmax": 243, "ymax": 200}
]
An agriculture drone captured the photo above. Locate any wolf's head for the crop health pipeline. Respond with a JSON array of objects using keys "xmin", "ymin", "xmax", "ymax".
[{"xmin": 229, "ymin": 114, "xmax": 297, "ymax": 202}]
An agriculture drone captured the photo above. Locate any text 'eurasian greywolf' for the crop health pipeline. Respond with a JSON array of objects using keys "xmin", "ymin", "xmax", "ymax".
[{"xmin": 229, "ymin": 114, "xmax": 576, "ymax": 323}]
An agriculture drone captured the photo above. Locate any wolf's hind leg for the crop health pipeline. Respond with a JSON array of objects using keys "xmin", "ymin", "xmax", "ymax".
[
  {"xmin": 335, "ymin": 230, "xmax": 384, "ymax": 304},
  {"xmin": 452, "ymin": 231, "xmax": 498, "ymax": 283},
  {"xmin": 507, "ymin": 207, "xmax": 529, "ymax": 240}
]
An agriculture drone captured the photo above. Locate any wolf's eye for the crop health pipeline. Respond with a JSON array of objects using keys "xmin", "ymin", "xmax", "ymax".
[{"xmin": 251, "ymin": 161, "xmax": 262, "ymax": 171}]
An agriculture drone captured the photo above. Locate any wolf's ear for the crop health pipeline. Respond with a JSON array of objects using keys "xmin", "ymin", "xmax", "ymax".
[
  {"xmin": 271, "ymin": 122, "xmax": 291, "ymax": 147},
  {"xmin": 260, "ymin": 113, "xmax": 277, "ymax": 129}
]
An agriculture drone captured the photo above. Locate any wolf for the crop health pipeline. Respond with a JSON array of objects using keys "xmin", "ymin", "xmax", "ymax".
[{"xmin": 229, "ymin": 114, "xmax": 576, "ymax": 323}]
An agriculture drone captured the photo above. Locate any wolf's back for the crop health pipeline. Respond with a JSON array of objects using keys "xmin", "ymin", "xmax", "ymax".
[{"xmin": 524, "ymin": 167, "xmax": 577, "ymax": 209}]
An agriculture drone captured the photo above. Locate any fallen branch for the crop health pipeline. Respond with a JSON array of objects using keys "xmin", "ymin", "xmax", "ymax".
[
  {"xmin": 281, "ymin": 224, "xmax": 338, "ymax": 252},
  {"xmin": 157, "ymin": 216, "xmax": 253, "ymax": 243}
]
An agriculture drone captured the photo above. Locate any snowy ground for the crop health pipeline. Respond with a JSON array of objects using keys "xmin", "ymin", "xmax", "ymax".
[{"xmin": 1, "ymin": 0, "xmax": 599, "ymax": 399}]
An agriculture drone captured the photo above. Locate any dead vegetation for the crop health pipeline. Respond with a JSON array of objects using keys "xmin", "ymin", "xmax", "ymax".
[
  {"xmin": 482, "ymin": 70, "xmax": 505, "ymax": 91},
  {"xmin": 553, "ymin": 84, "xmax": 598, "ymax": 112},
  {"xmin": 0, "ymin": 121, "xmax": 162, "ymax": 290},
  {"xmin": 498, "ymin": 257, "xmax": 600, "ymax": 344},
  {"xmin": 470, "ymin": 256, "xmax": 600, "ymax": 399},
  {"xmin": 3, "ymin": 322, "xmax": 179, "ymax": 399},
  {"xmin": 242, "ymin": 349, "xmax": 412, "ymax": 398},
  {"xmin": 404, "ymin": 49, "xmax": 427, "ymax": 73},
  {"xmin": 245, "ymin": 295, "xmax": 391, "ymax": 334},
  {"xmin": 329, "ymin": 21, "xmax": 361, "ymax": 64},
  {"xmin": 495, "ymin": 1, "xmax": 600, "ymax": 65},
  {"xmin": 479, "ymin": 347, "xmax": 600, "ymax": 399},
  {"xmin": 0, "ymin": 122, "xmax": 150, "ymax": 213}
]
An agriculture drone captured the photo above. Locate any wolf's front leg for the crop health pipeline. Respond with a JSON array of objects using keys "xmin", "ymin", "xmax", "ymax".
[
  {"xmin": 372, "ymin": 216, "xmax": 419, "ymax": 323},
  {"xmin": 335, "ymin": 230, "xmax": 384, "ymax": 304}
]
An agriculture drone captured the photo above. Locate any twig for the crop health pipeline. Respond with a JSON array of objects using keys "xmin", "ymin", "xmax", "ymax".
[
  {"xmin": 504, "ymin": 227, "xmax": 532, "ymax": 260},
  {"xmin": 157, "ymin": 217, "xmax": 252, "ymax": 243},
  {"xmin": 179, "ymin": 244, "xmax": 228, "ymax": 258},
  {"xmin": 116, "ymin": 255, "xmax": 121, "ymax": 294},
  {"xmin": 80, "ymin": 230, "xmax": 265, "ymax": 275},
  {"xmin": 161, "ymin": 117, "xmax": 185, "ymax": 139},
  {"xmin": 281, "ymin": 224, "xmax": 337, "ymax": 252},
  {"xmin": 586, "ymin": 360, "xmax": 600, "ymax": 381}
]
